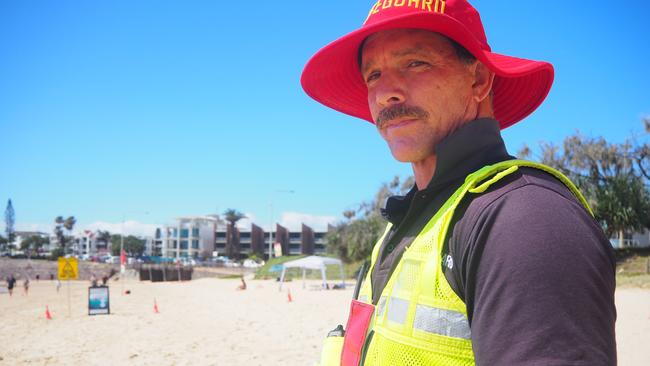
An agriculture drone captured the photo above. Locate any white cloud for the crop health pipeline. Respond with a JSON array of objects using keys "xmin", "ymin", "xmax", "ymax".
[
  {"xmin": 278, "ymin": 212, "xmax": 337, "ymax": 232},
  {"xmin": 11, "ymin": 223, "xmax": 53, "ymax": 234},
  {"xmin": 2, "ymin": 213, "xmax": 337, "ymax": 238},
  {"xmin": 82, "ymin": 221, "xmax": 157, "ymax": 237},
  {"xmin": 0, "ymin": 221, "xmax": 157, "ymax": 238},
  {"xmin": 236, "ymin": 213, "xmax": 257, "ymax": 230}
]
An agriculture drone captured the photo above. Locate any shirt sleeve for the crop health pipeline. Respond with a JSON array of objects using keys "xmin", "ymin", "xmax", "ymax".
[{"xmin": 448, "ymin": 180, "xmax": 617, "ymax": 366}]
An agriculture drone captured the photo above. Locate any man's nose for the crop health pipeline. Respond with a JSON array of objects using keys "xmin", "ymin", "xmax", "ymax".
[{"xmin": 373, "ymin": 73, "xmax": 406, "ymax": 108}]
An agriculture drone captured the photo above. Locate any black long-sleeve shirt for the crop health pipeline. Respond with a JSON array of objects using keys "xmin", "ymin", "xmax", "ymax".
[{"xmin": 371, "ymin": 118, "xmax": 617, "ymax": 365}]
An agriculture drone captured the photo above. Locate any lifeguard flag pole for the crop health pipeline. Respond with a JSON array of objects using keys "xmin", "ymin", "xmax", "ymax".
[{"xmin": 120, "ymin": 249, "xmax": 126, "ymax": 295}]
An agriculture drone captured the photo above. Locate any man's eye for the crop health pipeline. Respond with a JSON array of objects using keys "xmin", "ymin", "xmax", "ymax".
[
  {"xmin": 408, "ymin": 61, "xmax": 427, "ymax": 68},
  {"xmin": 366, "ymin": 71, "xmax": 380, "ymax": 83}
]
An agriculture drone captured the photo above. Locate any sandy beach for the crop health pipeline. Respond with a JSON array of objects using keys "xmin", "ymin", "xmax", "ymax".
[{"xmin": 1, "ymin": 277, "xmax": 648, "ymax": 365}]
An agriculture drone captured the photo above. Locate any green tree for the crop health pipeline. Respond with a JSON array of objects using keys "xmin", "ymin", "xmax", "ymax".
[
  {"xmin": 519, "ymin": 119, "xmax": 650, "ymax": 245},
  {"xmin": 54, "ymin": 216, "xmax": 76, "ymax": 253},
  {"xmin": 20, "ymin": 235, "xmax": 49, "ymax": 257},
  {"xmin": 223, "ymin": 209, "xmax": 246, "ymax": 259},
  {"xmin": 50, "ymin": 247, "xmax": 65, "ymax": 260},
  {"xmin": 0, "ymin": 234, "xmax": 8, "ymax": 252},
  {"xmin": 89, "ymin": 230, "xmax": 112, "ymax": 254},
  {"xmin": 110, "ymin": 234, "xmax": 145, "ymax": 256},
  {"xmin": 64, "ymin": 217, "xmax": 76, "ymax": 232},
  {"xmin": 327, "ymin": 214, "xmax": 386, "ymax": 263},
  {"xmin": 54, "ymin": 216, "xmax": 66, "ymax": 251},
  {"xmin": 110, "ymin": 234, "xmax": 121, "ymax": 256},
  {"xmin": 96, "ymin": 230, "xmax": 111, "ymax": 245},
  {"xmin": 327, "ymin": 175, "xmax": 413, "ymax": 263},
  {"xmin": 4, "ymin": 199, "xmax": 15, "ymax": 245}
]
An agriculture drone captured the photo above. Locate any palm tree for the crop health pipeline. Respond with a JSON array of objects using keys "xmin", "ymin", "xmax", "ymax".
[
  {"xmin": 64, "ymin": 216, "xmax": 76, "ymax": 253},
  {"xmin": 54, "ymin": 216, "xmax": 65, "ymax": 252},
  {"xmin": 223, "ymin": 209, "xmax": 246, "ymax": 259},
  {"xmin": 63, "ymin": 216, "xmax": 76, "ymax": 233},
  {"xmin": 54, "ymin": 215, "xmax": 76, "ymax": 253},
  {"xmin": 97, "ymin": 230, "xmax": 111, "ymax": 242},
  {"xmin": 96, "ymin": 230, "xmax": 112, "ymax": 253}
]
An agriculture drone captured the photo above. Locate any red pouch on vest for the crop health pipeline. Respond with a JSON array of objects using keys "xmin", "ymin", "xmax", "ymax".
[{"xmin": 341, "ymin": 300, "xmax": 375, "ymax": 366}]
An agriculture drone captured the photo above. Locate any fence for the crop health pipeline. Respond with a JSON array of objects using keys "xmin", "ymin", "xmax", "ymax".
[{"xmin": 137, "ymin": 264, "xmax": 193, "ymax": 282}]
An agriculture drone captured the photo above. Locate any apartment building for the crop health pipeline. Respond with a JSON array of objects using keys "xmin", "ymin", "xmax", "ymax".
[
  {"xmin": 71, "ymin": 231, "xmax": 110, "ymax": 257},
  {"xmin": 148, "ymin": 213, "xmax": 332, "ymax": 259},
  {"xmin": 8, "ymin": 231, "xmax": 52, "ymax": 254},
  {"xmin": 213, "ymin": 222, "xmax": 329, "ymax": 259},
  {"xmin": 152, "ymin": 216, "xmax": 219, "ymax": 259}
]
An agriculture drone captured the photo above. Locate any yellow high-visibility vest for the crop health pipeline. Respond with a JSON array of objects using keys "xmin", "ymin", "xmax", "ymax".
[{"xmin": 355, "ymin": 160, "xmax": 592, "ymax": 365}]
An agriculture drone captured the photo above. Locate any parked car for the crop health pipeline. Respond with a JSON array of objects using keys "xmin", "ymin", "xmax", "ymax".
[
  {"xmin": 103, "ymin": 255, "xmax": 119, "ymax": 264},
  {"xmin": 242, "ymin": 259, "xmax": 263, "ymax": 268}
]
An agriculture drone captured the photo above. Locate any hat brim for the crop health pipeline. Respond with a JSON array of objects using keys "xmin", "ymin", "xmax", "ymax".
[{"xmin": 301, "ymin": 12, "xmax": 554, "ymax": 129}]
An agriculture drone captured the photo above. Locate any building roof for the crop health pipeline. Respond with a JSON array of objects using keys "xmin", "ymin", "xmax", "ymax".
[
  {"xmin": 174, "ymin": 215, "xmax": 222, "ymax": 223},
  {"xmin": 15, "ymin": 231, "xmax": 50, "ymax": 237}
]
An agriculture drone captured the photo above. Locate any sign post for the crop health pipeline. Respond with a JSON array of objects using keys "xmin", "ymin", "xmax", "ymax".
[
  {"xmin": 58, "ymin": 257, "xmax": 78, "ymax": 317},
  {"xmin": 88, "ymin": 286, "xmax": 110, "ymax": 315}
]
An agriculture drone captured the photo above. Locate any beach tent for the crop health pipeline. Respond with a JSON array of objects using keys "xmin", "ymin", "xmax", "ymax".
[{"xmin": 278, "ymin": 256, "xmax": 345, "ymax": 290}]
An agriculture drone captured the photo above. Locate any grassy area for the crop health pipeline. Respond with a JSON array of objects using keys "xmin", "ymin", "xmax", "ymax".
[
  {"xmin": 254, "ymin": 256, "xmax": 365, "ymax": 281},
  {"xmin": 254, "ymin": 256, "xmax": 305, "ymax": 280},
  {"xmin": 616, "ymin": 249, "xmax": 650, "ymax": 289},
  {"xmin": 255, "ymin": 249, "xmax": 650, "ymax": 289}
]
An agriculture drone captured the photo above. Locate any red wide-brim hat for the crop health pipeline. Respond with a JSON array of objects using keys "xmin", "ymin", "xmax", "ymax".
[{"xmin": 301, "ymin": 0, "xmax": 554, "ymax": 129}]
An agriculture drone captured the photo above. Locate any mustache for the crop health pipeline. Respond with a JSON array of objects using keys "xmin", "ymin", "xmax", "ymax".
[{"xmin": 375, "ymin": 104, "xmax": 429, "ymax": 128}]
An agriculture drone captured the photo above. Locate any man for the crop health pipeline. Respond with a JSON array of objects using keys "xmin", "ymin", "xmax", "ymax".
[
  {"xmin": 6, "ymin": 274, "xmax": 16, "ymax": 296},
  {"xmin": 301, "ymin": 1, "xmax": 616, "ymax": 365},
  {"xmin": 23, "ymin": 277, "xmax": 29, "ymax": 296}
]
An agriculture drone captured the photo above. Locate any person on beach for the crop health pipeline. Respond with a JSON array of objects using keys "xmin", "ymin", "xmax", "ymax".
[
  {"xmin": 237, "ymin": 276, "xmax": 247, "ymax": 291},
  {"xmin": 23, "ymin": 277, "xmax": 30, "ymax": 296},
  {"xmin": 301, "ymin": 1, "xmax": 616, "ymax": 364},
  {"xmin": 6, "ymin": 275, "xmax": 16, "ymax": 296},
  {"xmin": 56, "ymin": 278, "xmax": 61, "ymax": 293}
]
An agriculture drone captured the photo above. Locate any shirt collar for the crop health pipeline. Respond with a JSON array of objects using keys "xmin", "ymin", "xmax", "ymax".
[{"xmin": 382, "ymin": 118, "xmax": 512, "ymax": 224}]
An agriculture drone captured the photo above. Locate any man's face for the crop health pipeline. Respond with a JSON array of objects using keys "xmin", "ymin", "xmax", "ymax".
[{"xmin": 361, "ymin": 29, "xmax": 477, "ymax": 163}]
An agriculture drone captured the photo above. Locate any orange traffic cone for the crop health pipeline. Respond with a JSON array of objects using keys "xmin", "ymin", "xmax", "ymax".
[
  {"xmin": 153, "ymin": 298, "xmax": 160, "ymax": 313},
  {"xmin": 287, "ymin": 289, "xmax": 293, "ymax": 303},
  {"xmin": 45, "ymin": 305, "xmax": 52, "ymax": 320}
]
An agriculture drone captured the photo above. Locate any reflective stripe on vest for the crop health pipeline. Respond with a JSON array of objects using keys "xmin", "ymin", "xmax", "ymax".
[
  {"xmin": 354, "ymin": 160, "xmax": 591, "ymax": 366},
  {"xmin": 414, "ymin": 304, "xmax": 471, "ymax": 340}
]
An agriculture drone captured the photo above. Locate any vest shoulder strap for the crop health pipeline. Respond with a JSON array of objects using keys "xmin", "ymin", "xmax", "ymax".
[{"xmin": 465, "ymin": 160, "xmax": 593, "ymax": 216}]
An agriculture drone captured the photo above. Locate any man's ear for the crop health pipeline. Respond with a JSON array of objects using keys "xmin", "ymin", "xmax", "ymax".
[{"xmin": 471, "ymin": 61, "xmax": 495, "ymax": 103}]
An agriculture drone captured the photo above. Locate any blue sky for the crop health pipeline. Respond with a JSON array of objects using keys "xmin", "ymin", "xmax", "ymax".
[{"xmin": 1, "ymin": 1, "xmax": 649, "ymax": 236}]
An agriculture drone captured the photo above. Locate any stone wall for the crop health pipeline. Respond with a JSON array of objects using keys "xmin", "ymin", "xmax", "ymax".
[{"xmin": 1, "ymin": 258, "xmax": 119, "ymax": 281}]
